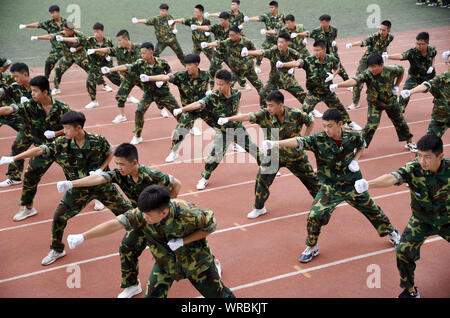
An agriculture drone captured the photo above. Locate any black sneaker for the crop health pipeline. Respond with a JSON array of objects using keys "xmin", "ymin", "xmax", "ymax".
[{"xmin": 398, "ymin": 287, "xmax": 420, "ymax": 298}]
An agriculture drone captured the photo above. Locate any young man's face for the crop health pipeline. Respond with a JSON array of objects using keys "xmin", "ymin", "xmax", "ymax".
[
  {"xmin": 185, "ymin": 62, "xmax": 199, "ymax": 76},
  {"xmin": 140, "ymin": 47, "xmax": 154, "ymax": 60},
  {"xmin": 215, "ymin": 78, "xmax": 232, "ymax": 94},
  {"xmin": 231, "ymin": 2, "xmax": 239, "ymax": 11},
  {"xmin": 220, "ymin": 18, "xmax": 229, "ymax": 28},
  {"xmin": 322, "ymin": 119, "xmax": 343, "ymax": 139},
  {"xmin": 160, "ymin": 9, "xmax": 168, "ymax": 18},
  {"xmin": 417, "ymin": 150, "xmax": 443, "ymax": 172},
  {"xmin": 142, "ymin": 208, "xmax": 169, "ymax": 224},
  {"xmin": 285, "ymin": 20, "xmax": 295, "ymax": 30},
  {"xmin": 319, "ymin": 20, "xmax": 330, "ymax": 29},
  {"xmin": 117, "ymin": 35, "xmax": 129, "ymax": 48},
  {"xmin": 63, "ymin": 124, "xmax": 82, "ymax": 139},
  {"xmin": 313, "ymin": 46, "xmax": 326, "ymax": 59},
  {"xmin": 12, "ymin": 71, "xmax": 29, "ymax": 86},
  {"xmin": 269, "ymin": 5, "xmax": 277, "ymax": 15},
  {"xmin": 415, "ymin": 39, "xmax": 428, "ymax": 53},
  {"xmin": 368, "ymin": 63, "xmax": 383, "ymax": 76},
  {"xmin": 31, "ymin": 85, "xmax": 48, "ymax": 102},
  {"xmin": 93, "ymin": 29, "xmax": 104, "ymax": 42},
  {"xmin": 114, "ymin": 156, "xmax": 138, "ymax": 176},
  {"xmin": 266, "ymin": 100, "xmax": 283, "ymax": 116},
  {"xmin": 277, "ymin": 37, "xmax": 289, "ymax": 51},
  {"xmin": 378, "ymin": 25, "xmax": 390, "ymax": 38},
  {"xmin": 50, "ymin": 10, "xmax": 60, "ymax": 20},
  {"xmin": 194, "ymin": 8, "xmax": 203, "ymax": 19},
  {"xmin": 64, "ymin": 27, "xmax": 74, "ymax": 37},
  {"xmin": 229, "ymin": 31, "xmax": 241, "ymax": 42}
]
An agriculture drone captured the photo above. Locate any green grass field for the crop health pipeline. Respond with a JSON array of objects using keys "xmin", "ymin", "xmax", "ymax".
[{"xmin": 1, "ymin": 0, "xmax": 449, "ymax": 67}]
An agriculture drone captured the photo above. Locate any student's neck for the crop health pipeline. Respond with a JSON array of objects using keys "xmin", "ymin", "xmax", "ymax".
[
  {"xmin": 146, "ymin": 56, "xmax": 156, "ymax": 65},
  {"xmin": 223, "ymin": 88, "xmax": 231, "ymax": 97},
  {"xmin": 333, "ymin": 130, "xmax": 343, "ymax": 141},
  {"xmin": 130, "ymin": 165, "xmax": 140, "ymax": 180},
  {"xmin": 276, "ymin": 107, "xmax": 285, "ymax": 122},
  {"xmin": 322, "ymin": 25, "xmax": 330, "ymax": 32},
  {"xmin": 96, "ymin": 36, "xmax": 104, "ymax": 43},
  {"xmin": 40, "ymin": 96, "xmax": 53, "ymax": 107},
  {"xmin": 74, "ymin": 130, "xmax": 86, "ymax": 146},
  {"xmin": 124, "ymin": 42, "xmax": 132, "ymax": 51},
  {"xmin": 23, "ymin": 81, "xmax": 31, "ymax": 90},
  {"xmin": 54, "ymin": 17, "xmax": 62, "ymax": 24},
  {"xmin": 232, "ymin": 8, "xmax": 239, "ymax": 14},
  {"xmin": 197, "ymin": 16, "xmax": 204, "ymax": 22},
  {"xmin": 189, "ymin": 68, "xmax": 200, "ymax": 78},
  {"xmin": 318, "ymin": 55, "xmax": 325, "ymax": 63}
]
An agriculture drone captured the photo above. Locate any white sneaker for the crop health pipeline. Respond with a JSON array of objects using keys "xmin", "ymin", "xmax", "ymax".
[
  {"xmin": 247, "ymin": 206, "xmax": 267, "ymax": 219},
  {"xmin": 389, "ymin": 230, "xmax": 400, "ymax": 247},
  {"xmin": 102, "ymin": 84, "xmax": 113, "ymax": 92},
  {"xmin": 126, "ymin": 96, "xmax": 140, "ymax": 104},
  {"xmin": 165, "ymin": 151, "xmax": 179, "ymax": 163},
  {"xmin": 13, "ymin": 206, "xmax": 37, "ymax": 222},
  {"xmin": 85, "ymin": 100, "xmax": 99, "ymax": 109},
  {"xmin": 255, "ymin": 67, "xmax": 262, "ymax": 74},
  {"xmin": 189, "ymin": 127, "xmax": 202, "ymax": 136},
  {"xmin": 112, "ymin": 114, "xmax": 127, "ymax": 124},
  {"xmin": 130, "ymin": 136, "xmax": 143, "ymax": 145},
  {"xmin": 276, "ymin": 171, "xmax": 281, "ymax": 177},
  {"xmin": 405, "ymin": 142, "xmax": 418, "ymax": 153},
  {"xmin": 347, "ymin": 103, "xmax": 360, "ymax": 110},
  {"xmin": 309, "ymin": 109, "xmax": 323, "ymax": 118},
  {"xmin": 344, "ymin": 121, "xmax": 362, "ymax": 131},
  {"xmin": 93, "ymin": 199, "xmax": 104, "ymax": 211},
  {"xmin": 0, "ymin": 178, "xmax": 21, "ymax": 187},
  {"xmin": 117, "ymin": 280, "xmax": 142, "ymax": 298},
  {"xmin": 347, "ymin": 87, "xmax": 354, "ymax": 92},
  {"xmin": 232, "ymin": 144, "xmax": 246, "ymax": 153},
  {"xmin": 161, "ymin": 108, "xmax": 169, "ymax": 118},
  {"xmin": 51, "ymin": 88, "xmax": 61, "ymax": 95},
  {"xmin": 214, "ymin": 258, "xmax": 222, "ymax": 278},
  {"xmin": 196, "ymin": 177, "xmax": 209, "ymax": 190},
  {"xmin": 41, "ymin": 249, "xmax": 66, "ymax": 266},
  {"xmin": 299, "ymin": 243, "xmax": 319, "ymax": 263}
]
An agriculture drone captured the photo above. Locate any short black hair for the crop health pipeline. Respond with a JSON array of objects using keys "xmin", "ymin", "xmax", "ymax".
[
  {"xmin": 29, "ymin": 76, "xmax": 50, "ymax": 94},
  {"xmin": 219, "ymin": 11, "xmax": 230, "ymax": 20},
  {"xmin": 229, "ymin": 25, "xmax": 241, "ymax": 34},
  {"xmin": 215, "ymin": 69, "xmax": 233, "ymax": 82},
  {"xmin": 284, "ymin": 14, "xmax": 295, "ymax": 22},
  {"xmin": 232, "ymin": 0, "xmax": 240, "ymax": 4},
  {"xmin": 313, "ymin": 40, "xmax": 327, "ymax": 50},
  {"xmin": 266, "ymin": 90, "xmax": 284, "ymax": 104},
  {"xmin": 319, "ymin": 14, "xmax": 331, "ymax": 22},
  {"xmin": 138, "ymin": 185, "xmax": 171, "ymax": 213},
  {"xmin": 381, "ymin": 20, "xmax": 391, "ymax": 29},
  {"xmin": 159, "ymin": 3, "xmax": 169, "ymax": 10},
  {"xmin": 183, "ymin": 53, "xmax": 200, "ymax": 64},
  {"xmin": 116, "ymin": 29, "xmax": 130, "ymax": 39},
  {"xmin": 416, "ymin": 31, "xmax": 429, "ymax": 43},
  {"xmin": 49, "ymin": 5, "xmax": 60, "ymax": 12},
  {"xmin": 195, "ymin": 4, "xmax": 205, "ymax": 12},
  {"xmin": 93, "ymin": 22, "xmax": 104, "ymax": 31},
  {"xmin": 278, "ymin": 32, "xmax": 291, "ymax": 42},
  {"xmin": 417, "ymin": 134, "xmax": 443, "ymax": 156},
  {"xmin": 367, "ymin": 53, "xmax": 384, "ymax": 66},
  {"xmin": 322, "ymin": 108, "xmax": 342, "ymax": 123},
  {"xmin": 60, "ymin": 111, "xmax": 86, "ymax": 128},
  {"xmin": 269, "ymin": 1, "xmax": 279, "ymax": 7},
  {"xmin": 10, "ymin": 62, "xmax": 29, "ymax": 75},
  {"xmin": 141, "ymin": 42, "xmax": 154, "ymax": 51},
  {"xmin": 114, "ymin": 143, "xmax": 139, "ymax": 162}
]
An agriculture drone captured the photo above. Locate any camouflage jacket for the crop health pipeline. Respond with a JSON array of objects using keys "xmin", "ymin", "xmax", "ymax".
[
  {"xmin": 299, "ymin": 54, "xmax": 340, "ymax": 95},
  {"xmin": 83, "ymin": 36, "xmax": 115, "ymax": 68},
  {"xmin": 39, "ymin": 131, "xmax": 113, "ymax": 181},
  {"xmin": 308, "ymin": 26, "xmax": 338, "ymax": 55},
  {"xmin": 295, "ymin": 130, "xmax": 366, "ymax": 190},
  {"xmin": 391, "ymin": 158, "xmax": 449, "ymax": 226},
  {"xmin": 102, "ymin": 164, "xmax": 174, "ymax": 207},
  {"xmin": 107, "ymin": 43, "xmax": 141, "ymax": 66},
  {"xmin": 354, "ymin": 65, "xmax": 404, "ymax": 107},
  {"xmin": 279, "ymin": 24, "xmax": 308, "ymax": 55},
  {"xmin": 259, "ymin": 12, "xmax": 285, "ymax": 44},
  {"xmin": 145, "ymin": 15, "xmax": 177, "ymax": 43},
  {"xmin": 263, "ymin": 47, "xmax": 303, "ymax": 86},
  {"xmin": 361, "ymin": 33, "xmax": 394, "ymax": 62},
  {"xmin": 0, "ymin": 72, "xmax": 15, "ymax": 107},
  {"xmin": 169, "ymin": 69, "xmax": 210, "ymax": 106},
  {"xmin": 125, "ymin": 58, "xmax": 171, "ymax": 93},
  {"xmin": 228, "ymin": 10, "xmax": 246, "ymax": 27},
  {"xmin": 401, "ymin": 45, "xmax": 437, "ymax": 78},
  {"xmin": 423, "ymin": 71, "xmax": 449, "ymax": 119},
  {"xmin": 0, "ymin": 82, "xmax": 32, "ymax": 105},
  {"xmin": 51, "ymin": 30, "xmax": 88, "ymax": 59},
  {"xmin": 217, "ymin": 37, "xmax": 256, "ymax": 71},
  {"xmin": 116, "ymin": 199, "xmax": 217, "ymax": 280},
  {"xmin": 209, "ymin": 24, "xmax": 230, "ymax": 42},
  {"xmin": 182, "ymin": 17, "xmax": 213, "ymax": 45},
  {"xmin": 38, "ymin": 17, "xmax": 66, "ymax": 50}
]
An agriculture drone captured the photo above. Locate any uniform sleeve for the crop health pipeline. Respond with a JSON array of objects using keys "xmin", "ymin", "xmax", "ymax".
[
  {"xmin": 401, "ymin": 49, "xmax": 413, "ymax": 61},
  {"xmin": 309, "ymin": 29, "xmax": 318, "ymax": 40},
  {"xmin": 168, "ymin": 72, "xmax": 181, "ymax": 86},
  {"xmin": 391, "ymin": 162, "xmax": 414, "ymax": 186},
  {"xmin": 391, "ymin": 64, "xmax": 404, "ymax": 77},
  {"xmin": 99, "ymin": 136, "xmax": 114, "ymax": 157},
  {"xmin": 107, "ymin": 46, "xmax": 117, "ymax": 57},
  {"xmin": 247, "ymin": 39, "xmax": 256, "ymax": 51},
  {"xmin": 295, "ymin": 135, "xmax": 316, "ymax": 152},
  {"xmin": 183, "ymin": 17, "xmax": 192, "ymax": 26},
  {"xmin": 147, "ymin": 168, "xmax": 174, "ymax": 191},
  {"xmin": 248, "ymin": 110, "xmax": 267, "ymax": 125},
  {"xmin": 361, "ymin": 34, "xmax": 374, "ymax": 47},
  {"xmin": 38, "ymin": 140, "xmax": 58, "ymax": 159},
  {"xmin": 197, "ymin": 209, "xmax": 217, "ymax": 234},
  {"xmin": 259, "ymin": 14, "xmax": 267, "ymax": 23},
  {"xmin": 162, "ymin": 60, "xmax": 171, "ymax": 74},
  {"xmin": 262, "ymin": 49, "xmax": 273, "ymax": 60},
  {"xmin": 353, "ymin": 70, "xmax": 369, "ymax": 85},
  {"xmin": 299, "ymin": 110, "xmax": 314, "ymax": 127},
  {"xmin": 198, "ymin": 94, "xmax": 212, "ymax": 110},
  {"xmin": 423, "ymin": 74, "xmax": 440, "ymax": 92},
  {"xmin": 145, "ymin": 17, "xmax": 157, "ymax": 26},
  {"xmin": 101, "ymin": 169, "xmax": 120, "ymax": 184},
  {"xmin": 116, "ymin": 209, "xmax": 142, "ymax": 231},
  {"xmin": 37, "ymin": 20, "xmax": 50, "ymax": 31}
]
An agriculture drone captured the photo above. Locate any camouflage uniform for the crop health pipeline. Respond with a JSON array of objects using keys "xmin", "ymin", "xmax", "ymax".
[
  {"xmin": 101, "ymin": 165, "xmax": 175, "ymax": 288},
  {"xmin": 182, "ymin": 17, "xmax": 215, "ymax": 61},
  {"xmin": 228, "ymin": 10, "xmax": 245, "ymax": 28},
  {"xmin": 169, "ymin": 69, "xmax": 211, "ymax": 152},
  {"xmin": 279, "ymin": 24, "xmax": 310, "ymax": 59},
  {"xmin": 38, "ymin": 132, "xmax": 132, "ymax": 253},
  {"xmin": 299, "ymin": 54, "xmax": 352, "ymax": 123},
  {"xmin": 255, "ymin": 12, "xmax": 285, "ymax": 67},
  {"xmin": 123, "ymin": 58, "xmax": 180, "ymax": 137},
  {"xmin": 107, "ymin": 43, "xmax": 143, "ymax": 108},
  {"xmin": 308, "ymin": 26, "xmax": 349, "ymax": 81},
  {"xmin": 352, "ymin": 33, "xmax": 394, "ymax": 105},
  {"xmin": 249, "ymin": 106, "xmax": 320, "ymax": 209},
  {"xmin": 391, "ymin": 159, "xmax": 449, "ymax": 290},
  {"xmin": 294, "ymin": 131, "xmax": 395, "ymax": 247},
  {"xmin": 353, "ymin": 65, "xmax": 413, "ymax": 147},
  {"xmin": 259, "ymin": 47, "xmax": 306, "ymax": 108},
  {"xmin": 398, "ymin": 46, "xmax": 437, "ymax": 112},
  {"xmin": 422, "ymin": 72, "xmax": 449, "ymax": 137},
  {"xmin": 0, "ymin": 82, "xmax": 29, "ymax": 132},
  {"xmin": 37, "ymin": 18, "xmax": 66, "ymax": 78},
  {"xmin": 145, "ymin": 15, "xmax": 185, "ymax": 65},
  {"xmin": 198, "ymin": 88, "xmax": 262, "ymax": 180},
  {"xmin": 116, "ymin": 199, "xmax": 235, "ymax": 298}
]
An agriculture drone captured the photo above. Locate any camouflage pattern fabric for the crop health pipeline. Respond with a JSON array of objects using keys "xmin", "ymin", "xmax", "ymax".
[
  {"xmin": 255, "ymin": 12, "xmax": 285, "ymax": 66},
  {"xmin": 423, "ymin": 72, "xmax": 449, "ymax": 137}
]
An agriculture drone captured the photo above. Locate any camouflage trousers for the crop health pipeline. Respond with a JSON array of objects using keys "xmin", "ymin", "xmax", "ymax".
[
  {"xmin": 427, "ymin": 102, "xmax": 449, "ymax": 137},
  {"xmin": 208, "ymin": 53, "xmax": 246, "ymax": 89},
  {"xmin": 302, "ymin": 91, "xmax": 351, "ymax": 123},
  {"xmin": 256, "ymin": 39, "xmax": 276, "ymax": 66},
  {"xmin": 154, "ymin": 39, "xmax": 185, "ymax": 66},
  {"xmin": 51, "ymin": 185, "xmax": 132, "ymax": 253},
  {"xmin": 292, "ymin": 45, "xmax": 310, "ymax": 60},
  {"xmin": 170, "ymin": 110, "xmax": 201, "ymax": 152},
  {"xmin": 20, "ymin": 154, "xmax": 55, "ymax": 207},
  {"xmin": 193, "ymin": 42, "xmax": 215, "ymax": 63},
  {"xmin": 145, "ymin": 257, "xmax": 235, "ymax": 298},
  {"xmin": 333, "ymin": 52, "xmax": 350, "ymax": 81},
  {"xmin": 254, "ymin": 152, "xmax": 320, "ymax": 209},
  {"xmin": 362, "ymin": 100, "xmax": 413, "ymax": 148},
  {"xmin": 396, "ymin": 214, "xmax": 450, "ymax": 289},
  {"xmin": 54, "ymin": 56, "xmax": 90, "ymax": 87},
  {"xmin": 115, "ymin": 77, "xmax": 144, "ymax": 108},
  {"xmin": 44, "ymin": 49, "xmax": 64, "ymax": 79},
  {"xmin": 7, "ymin": 130, "xmax": 36, "ymax": 182},
  {"xmin": 201, "ymin": 127, "xmax": 262, "ymax": 180},
  {"xmin": 260, "ymin": 79, "xmax": 306, "ymax": 108},
  {"xmin": 230, "ymin": 65, "xmax": 264, "ymax": 93},
  {"xmin": 352, "ymin": 59, "xmax": 369, "ymax": 105},
  {"xmin": 305, "ymin": 184, "xmax": 395, "ymax": 246},
  {"xmin": 86, "ymin": 67, "xmax": 122, "ymax": 101},
  {"xmin": 134, "ymin": 91, "xmax": 180, "ymax": 137},
  {"xmin": 119, "ymin": 228, "xmax": 148, "ymax": 288},
  {"xmin": 0, "ymin": 114, "xmax": 22, "ymax": 132},
  {"xmin": 399, "ymin": 74, "xmax": 434, "ymax": 113}
]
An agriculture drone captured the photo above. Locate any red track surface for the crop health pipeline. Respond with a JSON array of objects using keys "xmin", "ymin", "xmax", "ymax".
[{"xmin": 0, "ymin": 27, "xmax": 449, "ymax": 298}]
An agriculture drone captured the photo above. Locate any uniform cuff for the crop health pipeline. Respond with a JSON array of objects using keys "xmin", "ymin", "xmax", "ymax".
[
  {"xmin": 39, "ymin": 145, "xmax": 51, "ymax": 158},
  {"xmin": 295, "ymin": 137, "xmax": 304, "ymax": 151},
  {"xmin": 390, "ymin": 172, "xmax": 403, "ymax": 186}
]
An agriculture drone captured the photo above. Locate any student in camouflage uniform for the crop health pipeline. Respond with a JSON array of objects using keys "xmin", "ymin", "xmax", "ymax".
[
  {"xmin": 330, "ymin": 53, "xmax": 417, "ymax": 152},
  {"xmin": 265, "ymin": 108, "xmax": 400, "ymax": 263},
  {"xmin": 345, "ymin": 20, "xmax": 394, "ymax": 109},
  {"xmin": 55, "ymin": 143, "xmax": 181, "ymax": 298},
  {"xmin": 245, "ymin": 1, "xmax": 285, "ymax": 72},
  {"xmin": 218, "ymin": 90, "xmax": 320, "ymax": 219},
  {"xmin": 356, "ymin": 134, "xmax": 449, "ymax": 298},
  {"xmin": 132, "ymin": 3, "xmax": 185, "ymax": 66},
  {"xmin": 207, "ymin": 0, "xmax": 246, "ymax": 30},
  {"xmin": 174, "ymin": 69, "xmax": 262, "ymax": 190},
  {"xmin": 244, "ymin": 32, "xmax": 307, "ymax": 108},
  {"xmin": 279, "ymin": 15, "xmax": 310, "ymax": 59},
  {"xmin": 102, "ymin": 42, "xmax": 180, "ymax": 145},
  {"xmin": 66, "ymin": 185, "xmax": 235, "ymax": 298},
  {"xmin": 19, "ymin": 5, "xmax": 66, "ymax": 79},
  {"xmin": 0, "ymin": 58, "xmax": 14, "ymax": 99},
  {"xmin": 386, "ymin": 32, "xmax": 437, "ymax": 113},
  {"xmin": 400, "ymin": 51, "xmax": 449, "ymax": 137}
]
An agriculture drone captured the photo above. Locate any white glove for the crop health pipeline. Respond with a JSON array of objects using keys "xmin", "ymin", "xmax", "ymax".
[
  {"xmin": 276, "ymin": 61, "xmax": 284, "ymax": 68},
  {"xmin": 204, "ymin": 12, "xmax": 210, "ymax": 19},
  {"xmin": 67, "ymin": 234, "xmax": 84, "ymax": 249},
  {"xmin": 56, "ymin": 35, "xmax": 64, "ymax": 42},
  {"xmin": 172, "ymin": 29, "xmax": 178, "ymax": 35},
  {"xmin": 44, "ymin": 130, "xmax": 56, "ymax": 139},
  {"xmin": 290, "ymin": 33, "xmax": 298, "ymax": 39},
  {"xmin": 217, "ymin": 117, "xmax": 229, "ymax": 125},
  {"xmin": 354, "ymin": 179, "xmax": 369, "ymax": 194},
  {"xmin": 168, "ymin": 238, "xmax": 184, "ymax": 251},
  {"xmin": 131, "ymin": 17, "xmax": 138, "ymax": 24},
  {"xmin": 89, "ymin": 169, "xmax": 103, "ymax": 175},
  {"xmin": 238, "ymin": 25, "xmax": 243, "ymax": 30},
  {"xmin": 0, "ymin": 156, "xmax": 14, "ymax": 165},
  {"xmin": 329, "ymin": 84, "xmax": 338, "ymax": 92},
  {"xmin": 70, "ymin": 47, "xmax": 77, "ymax": 53},
  {"xmin": 140, "ymin": 74, "xmax": 149, "ymax": 82},
  {"xmin": 325, "ymin": 72, "xmax": 334, "ymax": 83},
  {"xmin": 57, "ymin": 180, "xmax": 73, "ymax": 193},
  {"xmin": 345, "ymin": 43, "xmax": 352, "ymax": 49},
  {"xmin": 260, "ymin": 29, "xmax": 267, "ymax": 35},
  {"xmin": 200, "ymin": 42, "xmax": 208, "ymax": 49},
  {"xmin": 155, "ymin": 81, "xmax": 164, "ymax": 88},
  {"xmin": 87, "ymin": 49, "xmax": 95, "ymax": 55},
  {"xmin": 241, "ymin": 47, "xmax": 248, "ymax": 57},
  {"xmin": 262, "ymin": 140, "xmax": 274, "ymax": 150},
  {"xmin": 205, "ymin": 32, "xmax": 211, "ymax": 37},
  {"xmin": 105, "ymin": 55, "xmax": 111, "ymax": 62},
  {"xmin": 288, "ymin": 68, "xmax": 295, "ymax": 75},
  {"xmin": 348, "ymin": 160, "xmax": 360, "ymax": 172},
  {"xmin": 20, "ymin": 96, "xmax": 29, "ymax": 104},
  {"xmin": 101, "ymin": 66, "xmax": 110, "ymax": 74},
  {"xmin": 400, "ymin": 90, "xmax": 411, "ymax": 99},
  {"xmin": 442, "ymin": 50, "xmax": 450, "ymax": 60},
  {"xmin": 173, "ymin": 108, "xmax": 182, "ymax": 116},
  {"xmin": 191, "ymin": 24, "xmax": 198, "ymax": 31},
  {"xmin": 205, "ymin": 89, "xmax": 212, "ymax": 97},
  {"xmin": 302, "ymin": 38, "xmax": 307, "ymax": 45},
  {"xmin": 244, "ymin": 16, "xmax": 249, "ymax": 23},
  {"xmin": 331, "ymin": 40, "xmax": 337, "ymax": 47},
  {"xmin": 382, "ymin": 52, "xmax": 388, "ymax": 62},
  {"xmin": 19, "ymin": 24, "xmax": 27, "ymax": 29},
  {"xmin": 168, "ymin": 19, "xmax": 174, "ymax": 26},
  {"xmin": 30, "ymin": 36, "xmax": 38, "ymax": 41},
  {"xmin": 392, "ymin": 86, "xmax": 399, "ymax": 96},
  {"xmin": 426, "ymin": 66, "xmax": 433, "ymax": 74}
]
